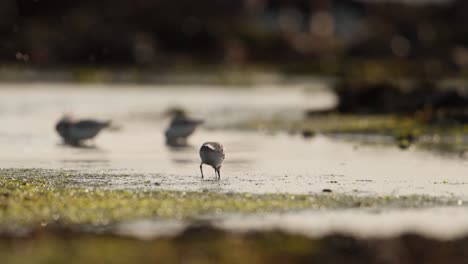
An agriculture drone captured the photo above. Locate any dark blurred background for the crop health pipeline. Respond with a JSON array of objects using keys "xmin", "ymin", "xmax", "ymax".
[{"xmin": 1, "ymin": 0, "xmax": 468, "ymax": 78}]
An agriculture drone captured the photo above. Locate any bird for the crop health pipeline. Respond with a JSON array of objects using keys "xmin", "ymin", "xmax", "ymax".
[
  {"xmin": 55, "ymin": 116, "xmax": 111, "ymax": 146},
  {"xmin": 165, "ymin": 109, "xmax": 203, "ymax": 146},
  {"xmin": 199, "ymin": 142, "xmax": 225, "ymax": 180}
]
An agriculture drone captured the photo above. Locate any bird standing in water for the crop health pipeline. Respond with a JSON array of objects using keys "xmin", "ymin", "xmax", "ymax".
[
  {"xmin": 165, "ymin": 109, "xmax": 203, "ymax": 146},
  {"xmin": 199, "ymin": 142, "xmax": 225, "ymax": 179},
  {"xmin": 55, "ymin": 116, "xmax": 111, "ymax": 146}
]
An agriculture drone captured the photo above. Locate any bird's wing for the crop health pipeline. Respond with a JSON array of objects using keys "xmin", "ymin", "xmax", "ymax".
[
  {"xmin": 74, "ymin": 120, "xmax": 110, "ymax": 129},
  {"xmin": 204, "ymin": 142, "xmax": 225, "ymax": 158},
  {"xmin": 171, "ymin": 118, "xmax": 203, "ymax": 126}
]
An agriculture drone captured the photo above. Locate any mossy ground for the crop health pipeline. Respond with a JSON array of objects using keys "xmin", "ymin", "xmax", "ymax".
[
  {"xmin": 242, "ymin": 114, "xmax": 468, "ymax": 153},
  {"xmin": 245, "ymin": 114, "xmax": 468, "ymax": 135},
  {"xmin": 0, "ymin": 168, "xmax": 459, "ymax": 229},
  {"xmin": 0, "ymin": 166, "xmax": 464, "ymax": 263}
]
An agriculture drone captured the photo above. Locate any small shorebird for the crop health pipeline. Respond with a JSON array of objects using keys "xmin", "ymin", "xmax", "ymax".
[
  {"xmin": 55, "ymin": 116, "xmax": 111, "ymax": 146},
  {"xmin": 199, "ymin": 142, "xmax": 225, "ymax": 180},
  {"xmin": 165, "ymin": 109, "xmax": 203, "ymax": 146}
]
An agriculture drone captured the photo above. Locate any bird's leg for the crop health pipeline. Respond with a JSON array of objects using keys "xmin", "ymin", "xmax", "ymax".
[
  {"xmin": 200, "ymin": 163, "xmax": 204, "ymax": 179},
  {"xmin": 217, "ymin": 169, "xmax": 221, "ymax": 180}
]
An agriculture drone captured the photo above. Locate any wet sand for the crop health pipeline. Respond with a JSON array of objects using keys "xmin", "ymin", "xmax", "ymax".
[{"xmin": 6, "ymin": 132, "xmax": 465, "ymax": 197}]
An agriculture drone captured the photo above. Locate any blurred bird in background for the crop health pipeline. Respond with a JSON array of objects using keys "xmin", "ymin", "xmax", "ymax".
[
  {"xmin": 55, "ymin": 115, "xmax": 111, "ymax": 146},
  {"xmin": 165, "ymin": 108, "xmax": 204, "ymax": 147}
]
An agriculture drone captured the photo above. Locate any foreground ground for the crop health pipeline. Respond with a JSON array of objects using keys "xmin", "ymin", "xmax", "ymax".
[
  {"xmin": 0, "ymin": 169, "xmax": 467, "ymax": 264},
  {"xmin": 0, "ymin": 169, "xmax": 459, "ymax": 227},
  {"xmin": 2, "ymin": 227, "xmax": 468, "ymax": 264}
]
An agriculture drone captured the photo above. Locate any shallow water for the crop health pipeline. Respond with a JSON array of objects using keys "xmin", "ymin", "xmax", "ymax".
[{"xmin": 0, "ymin": 83, "xmax": 467, "ymax": 197}]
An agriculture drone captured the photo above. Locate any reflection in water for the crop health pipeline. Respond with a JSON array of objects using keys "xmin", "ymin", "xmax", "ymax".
[
  {"xmin": 167, "ymin": 144, "xmax": 197, "ymax": 165},
  {"xmin": 56, "ymin": 141, "xmax": 110, "ymax": 154},
  {"xmin": 166, "ymin": 143, "xmax": 196, "ymax": 151},
  {"xmin": 57, "ymin": 142, "xmax": 100, "ymax": 149},
  {"xmin": 165, "ymin": 139, "xmax": 190, "ymax": 148},
  {"xmin": 170, "ymin": 159, "xmax": 193, "ymax": 164}
]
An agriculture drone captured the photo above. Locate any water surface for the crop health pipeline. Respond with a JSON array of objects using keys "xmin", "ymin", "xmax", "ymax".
[{"xmin": 0, "ymin": 83, "xmax": 466, "ymax": 197}]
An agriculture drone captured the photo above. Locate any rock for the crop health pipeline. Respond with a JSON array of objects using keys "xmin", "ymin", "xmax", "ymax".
[
  {"xmin": 328, "ymin": 79, "xmax": 468, "ymax": 124},
  {"xmin": 302, "ymin": 129, "xmax": 316, "ymax": 139},
  {"xmin": 398, "ymin": 139, "xmax": 411, "ymax": 150}
]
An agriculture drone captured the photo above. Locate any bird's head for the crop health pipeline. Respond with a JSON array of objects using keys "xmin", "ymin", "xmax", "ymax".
[{"xmin": 55, "ymin": 117, "xmax": 71, "ymax": 137}]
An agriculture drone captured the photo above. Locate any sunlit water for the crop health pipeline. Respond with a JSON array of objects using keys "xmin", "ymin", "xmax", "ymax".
[{"xmin": 0, "ymin": 83, "xmax": 467, "ymax": 198}]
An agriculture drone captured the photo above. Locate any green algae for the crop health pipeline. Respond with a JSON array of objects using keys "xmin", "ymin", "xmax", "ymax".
[
  {"xmin": 242, "ymin": 114, "xmax": 468, "ymax": 153},
  {"xmin": 244, "ymin": 114, "xmax": 466, "ymax": 135},
  {"xmin": 0, "ymin": 169, "xmax": 459, "ymax": 228}
]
